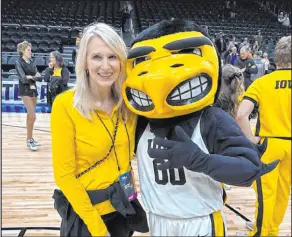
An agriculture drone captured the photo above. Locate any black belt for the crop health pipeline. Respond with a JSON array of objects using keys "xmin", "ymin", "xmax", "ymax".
[
  {"xmin": 52, "ymin": 182, "xmax": 144, "ymax": 236},
  {"xmin": 53, "ymin": 182, "xmax": 136, "ymax": 219}
]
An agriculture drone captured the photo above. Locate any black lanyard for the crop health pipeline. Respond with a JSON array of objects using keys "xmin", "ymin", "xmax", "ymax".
[{"xmin": 96, "ymin": 110, "xmax": 130, "ymax": 172}]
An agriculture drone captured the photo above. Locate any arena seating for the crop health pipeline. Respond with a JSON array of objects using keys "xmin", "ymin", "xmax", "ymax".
[
  {"xmin": 1, "ymin": 0, "xmax": 290, "ymax": 71},
  {"xmin": 1, "ymin": 0, "xmax": 123, "ymax": 52},
  {"xmin": 2, "ymin": 0, "xmax": 290, "ymax": 54},
  {"xmin": 1, "ymin": 0, "xmax": 290, "ymax": 113},
  {"xmin": 134, "ymin": 0, "xmax": 290, "ymax": 45}
]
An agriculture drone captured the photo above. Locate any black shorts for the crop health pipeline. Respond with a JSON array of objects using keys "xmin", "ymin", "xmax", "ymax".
[{"xmin": 18, "ymin": 82, "xmax": 38, "ymax": 97}]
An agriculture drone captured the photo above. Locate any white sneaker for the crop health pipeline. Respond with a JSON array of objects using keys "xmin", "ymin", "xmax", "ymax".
[
  {"xmin": 27, "ymin": 139, "xmax": 38, "ymax": 151},
  {"xmin": 31, "ymin": 138, "xmax": 40, "ymax": 146},
  {"xmin": 236, "ymin": 232, "xmax": 248, "ymax": 236},
  {"xmin": 224, "ymin": 184, "xmax": 231, "ymax": 190},
  {"xmin": 246, "ymin": 221, "xmax": 254, "ymax": 231}
]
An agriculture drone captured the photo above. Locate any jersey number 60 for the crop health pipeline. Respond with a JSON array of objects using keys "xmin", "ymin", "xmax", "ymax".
[{"xmin": 153, "ymin": 159, "xmax": 186, "ymax": 185}]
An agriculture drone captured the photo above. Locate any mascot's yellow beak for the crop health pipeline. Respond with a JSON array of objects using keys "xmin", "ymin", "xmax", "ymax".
[{"xmin": 122, "ymin": 31, "xmax": 219, "ymax": 118}]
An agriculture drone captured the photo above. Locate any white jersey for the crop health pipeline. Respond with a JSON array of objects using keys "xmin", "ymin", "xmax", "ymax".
[{"xmin": 136, "ymin": 117, "xmax": 224, "ymax": 218}]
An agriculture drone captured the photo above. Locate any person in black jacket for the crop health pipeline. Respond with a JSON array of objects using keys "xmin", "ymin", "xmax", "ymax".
[
  {"xmin": 215, "ymin": 32, "xmax": 227, "ymax": 61},
  {"xmin": 234, "ymin": 46, "xmax": 258, "ymax": 90},
  {"xmin": 44, "ymin": 51, "xmax": 70, "ymax": 107},
  {"xmin": 15, "ymin": 41, "xmax": 42, "ymax": 151}
]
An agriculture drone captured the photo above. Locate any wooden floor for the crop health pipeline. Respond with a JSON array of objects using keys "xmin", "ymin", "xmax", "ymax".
[{"xmin": 2, "ymin": 113, "xmax": 291, "ymax": 236}]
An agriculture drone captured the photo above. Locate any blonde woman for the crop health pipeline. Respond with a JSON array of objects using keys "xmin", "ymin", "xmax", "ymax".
[
  {"xmin": 15, "ymin": 41, "xmax": 42, "ymax": 151},
  {"xmin": 51, "ymin": 23, "xmax": 148, "ymax": 237}
]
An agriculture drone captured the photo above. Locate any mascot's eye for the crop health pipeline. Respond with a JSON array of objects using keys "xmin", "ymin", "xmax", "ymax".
[
  {"xmin": 172, "ymin": 47, "xmax": 202, "ymax": 56},
  {"xmin": 133, "ymin": 56, "xmax": 150, "ymax": 67}
]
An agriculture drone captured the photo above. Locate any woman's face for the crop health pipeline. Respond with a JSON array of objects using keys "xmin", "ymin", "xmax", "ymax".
[
  {"xmin": 86, "ymin": 36, "xmax": 121, "ymax": 90},
  {"xmin": 23, "ymin": 46, "xmax": 32, "ymax": 59},
  {"xmin": 50, "ymin": 56, "xmax": 57, "ymax": 67}
]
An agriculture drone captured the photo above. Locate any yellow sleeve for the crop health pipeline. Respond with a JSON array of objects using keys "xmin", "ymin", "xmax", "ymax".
[
  {"xmin": 129, "ymin": 112, "xmax": 138, "ymax": 161},
  {"xmin": 243, "ymin": 80, "xmax": 261, "ymax": 104},
  {"xmin": 50, "ymin": 95, "xmax": 107, "ymax": 236}
]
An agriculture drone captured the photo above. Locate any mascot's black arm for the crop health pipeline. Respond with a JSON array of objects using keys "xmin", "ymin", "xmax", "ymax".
[
  {"xmin": 198, "ymin": 106, "xmax": 277, "ymax": 186},
  {"xmin": 147, "ymin": 107, "xmax": 278, "ymax": 187}
]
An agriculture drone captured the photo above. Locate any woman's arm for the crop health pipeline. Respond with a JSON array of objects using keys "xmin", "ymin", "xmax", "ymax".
[
  {"xmin": 44, "ymin": 67, "xmax": 53, "ymax": 82},
  {"xmin": 51, "ymin": 96, "xmax": 108, "ymax": 236},
  {"xmin": 15, "ymin": 60, "xmax": 33, "ymax": 84}
]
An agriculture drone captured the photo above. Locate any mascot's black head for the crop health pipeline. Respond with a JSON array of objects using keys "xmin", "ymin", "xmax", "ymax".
[{"xmin": 122, "ymin": 19, "xmax": 222, "ymax": 119}]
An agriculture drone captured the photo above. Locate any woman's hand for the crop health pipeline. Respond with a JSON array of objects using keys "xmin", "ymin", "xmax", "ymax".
[
  {"xmin": 26, "ymin": 75, "xmax": 34, "ymax": 80},
  {"xmin": 105, "ymin": 231, "xmax": 111, "ymax": 237}
]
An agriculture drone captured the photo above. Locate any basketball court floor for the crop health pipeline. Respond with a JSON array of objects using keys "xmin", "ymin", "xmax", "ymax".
[{"xmin": 2, "ymin": 112, "xmax": 291, "ymax": 236}]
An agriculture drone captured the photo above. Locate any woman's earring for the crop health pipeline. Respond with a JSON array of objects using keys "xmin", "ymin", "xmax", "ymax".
[{"xmin": 85, "ymin": 69, "xmax": 89, "ymax": 74}]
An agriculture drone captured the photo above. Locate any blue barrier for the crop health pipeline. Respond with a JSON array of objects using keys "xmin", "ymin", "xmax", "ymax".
[
  {"xmin": 2, "ymin": 103, "xmax": 51, "ymax": 113},
  {"xmin": 2, "ymin": 78, "xmax": 75, "ymax": 113}
]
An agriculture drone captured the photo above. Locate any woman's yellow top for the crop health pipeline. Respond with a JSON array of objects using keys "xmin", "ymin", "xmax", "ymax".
[
  {"xmin": 51, "ymin": 89, "xmax": 137, "ymax": 236},
  {"xmin": 53, "ymin": 67, "xmax": 62, "ymax": 77}
]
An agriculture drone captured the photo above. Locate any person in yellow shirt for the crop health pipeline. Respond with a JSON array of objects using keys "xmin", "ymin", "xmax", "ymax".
[
  {"xmin": 237, "ymin": 35, "xmax": 291, "ymax": 236},
  {"xmin": 51, "ymin": 23, "xmax": 148, "ymax": 237}
]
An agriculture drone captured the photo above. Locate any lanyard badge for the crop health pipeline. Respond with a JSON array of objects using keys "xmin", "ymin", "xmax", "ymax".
[
  {"xmin": 97, "ymin": 111, "xmax": 137, "ymax": 200},
  {"xmin": 119, "ymin": 169, "xmax": 137, "ymax": 201}
]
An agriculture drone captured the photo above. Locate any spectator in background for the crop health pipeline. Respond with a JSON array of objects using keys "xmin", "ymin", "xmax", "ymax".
[
  {"xmin": 15, "ymin": 41, "xmax": 42, "ymax": 151},
  {"xmin": 254, "ymin": 30, "xmax": 263, "ymax": 50},
  {"xmin": 262, "ymin": 52, "xmax": 270, "ymax": 74},
  {"xmin": 234, "ymin": 46, "xmax": 258, "ymax": 90},
  {"xmin": 226, "ymin": 46, "xmax": 238, "ymax": 65},
  {"xmin": 215, "ymin": 32, "xmax": 227, "ymax": 62},
  {"xmin": 231, "ymin": 35, "xmax": 239, "ymax": 52},
  {"xmin": 211, "ymin": 37, "xmax": 216, "ymax": 45},
  {"xmin": 252, "ymin": 40, "xmax": 259, "ymax": 53},
  {"xmin": 121, "ymin": 1, "xmax": 133, "ymax": 32},
  {"xmin": 203, "ymin": 25, "xmax": 209, "ymax": 34},
  {"xmin": 230, "ymin": 1, "xmax": 237, "ymax": 18},
  {"xmin": 278, "ymin": 12, "xmax": 291, "ymax": 27},
  {"xmin": 250, "ymin": 51, "xmax": 265, "ymax": 81},
  {"xmin": 240, "ymin": 37, "xmax": 250, "ymax": 50},
  {"xmin": 225, "ymin": 36, "xmax": 238, "ymax": 54},
  {"xmin": 247, "ymin": 47, "xmax": 253, "ymax": 58},
  {"xmin": 72, "ymin": 36, "xmax": 81, "ymax": 66},
  {"xmin": 44, "ymin": 51, "xmax": 70, "ymax": 107}
]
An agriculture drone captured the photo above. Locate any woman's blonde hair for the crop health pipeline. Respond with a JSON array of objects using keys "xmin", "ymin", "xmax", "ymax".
[
  {"xmin": 216, "ymin": 64, "xmax": 244, "ymax": 118},
  {"xmin": 74, "ymin": 22, "xmax": 128, "ymax": 120},
  {"xmin": 17, "ymin": 41, "xmax": 32, "ymax": 56}
]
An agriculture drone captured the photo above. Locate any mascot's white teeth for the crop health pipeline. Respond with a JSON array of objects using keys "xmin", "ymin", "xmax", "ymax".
[
  {"xmin": 130, "ymin": 88, "xmax": 153, "ymax": 107},
  {"xmin": 168, "ymin": 76, "xmax": 209, "ymax": 102}
]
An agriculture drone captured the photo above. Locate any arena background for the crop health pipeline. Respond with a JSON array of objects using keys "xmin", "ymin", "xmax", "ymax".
[
  {"xmin": 2, "ymin": 0, "xmax": 290, "ymax": 112},
  {"xmin": 1, "ymin": 0, "xmax": 291, "ymax": 236}
]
